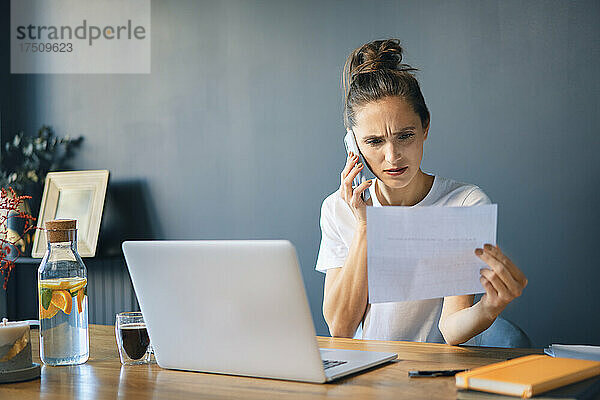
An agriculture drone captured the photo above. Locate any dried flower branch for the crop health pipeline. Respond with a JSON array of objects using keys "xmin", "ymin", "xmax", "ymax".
[{"xmin": 0, "ymin": 187, "xmax": 37, "ymax": 289}]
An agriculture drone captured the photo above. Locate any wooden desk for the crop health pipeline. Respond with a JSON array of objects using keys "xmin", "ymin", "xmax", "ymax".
[{"xmin": 3, "ymin": 324, "xmax": 541, "ymax": 399}]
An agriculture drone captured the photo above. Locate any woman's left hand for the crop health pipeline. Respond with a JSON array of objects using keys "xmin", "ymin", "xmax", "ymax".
[{"xmin": 476, "ymin": 244, "xmax": 528, "ymax": 319}]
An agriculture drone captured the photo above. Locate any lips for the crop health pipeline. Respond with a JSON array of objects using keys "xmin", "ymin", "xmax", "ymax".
[
  {"xmin": 384, "ymin": 166, "xmax": 408, "ymax": 176},
  {"xmin": 384, "ymin": 167, "xmax": 408, "ymax": 172}
]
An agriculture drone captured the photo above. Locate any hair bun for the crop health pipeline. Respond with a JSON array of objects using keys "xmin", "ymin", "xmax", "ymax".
[
  {"xmin": 349, "ymin": 39, "xmax": 416, "ymax": 79},
  {"xmin": 342, "ymin": 38, "xmax": 429, "ymax": 131}
]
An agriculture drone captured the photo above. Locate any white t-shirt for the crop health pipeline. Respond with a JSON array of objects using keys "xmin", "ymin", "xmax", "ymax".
[{"xmin": 315, "ymin": 175, "xmax": 492, "ymax": 342}]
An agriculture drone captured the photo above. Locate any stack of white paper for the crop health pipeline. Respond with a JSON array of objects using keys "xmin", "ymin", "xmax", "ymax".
[
  {"xmin": 544, "ymin": 345, "xmax": 600, "ymax": 361},
  {"xmin": 366, "ymin": 204, "xmax": 497, "ymax": 303}
]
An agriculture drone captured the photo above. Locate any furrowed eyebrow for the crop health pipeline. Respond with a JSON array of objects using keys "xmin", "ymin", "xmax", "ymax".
[{"xmin": 363, "ymin": 126, "xmax": 416, "ymax": 140}]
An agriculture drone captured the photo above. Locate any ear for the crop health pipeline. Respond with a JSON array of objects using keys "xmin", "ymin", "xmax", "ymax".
[{"xmin": 423, "ymin": 121, "xmax": 430, "ymax": 141}]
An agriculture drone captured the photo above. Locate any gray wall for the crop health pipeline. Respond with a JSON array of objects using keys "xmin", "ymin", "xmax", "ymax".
[{"xmin": 4, "ymin": 0, "xmax": 599, "ymax": 346}]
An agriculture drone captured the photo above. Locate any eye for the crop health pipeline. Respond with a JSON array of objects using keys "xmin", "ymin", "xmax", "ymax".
[
  {"xmin": 398, "ymin": 133, "xmax": 414, "ymax": 140},
  {"xmin": 365, "ymin": 138, "xmax": 383, "ymax": 146}
]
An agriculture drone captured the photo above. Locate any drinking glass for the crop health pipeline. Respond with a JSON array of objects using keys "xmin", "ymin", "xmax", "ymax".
[{"xmin": 115, "ymin": 312, "xmax": 152, "ymax": 365}]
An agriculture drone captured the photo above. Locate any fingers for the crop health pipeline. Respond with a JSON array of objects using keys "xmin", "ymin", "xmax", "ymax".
[
  {"xmin": 476, "ymin": 250, "xmax": 523, "ymax": 298},
  {"xmin": 476, "ymin": 244, "xmax": 528, "ymax": 288},
  {"xmin": 480, "ymin": 275, "xmax": 498, "ymax": 298},
  {"xmin": 479, "ymin": 268, "xmax": 506, "ymax": 300},
  {"xmin": 480, "ymin": 275, "xmax": 505, "ymax": 317},
  {"xmin": 342, "ymin": 161, "xmax": 364, "ymax": 201},
  {"xmin": 340, "ymin": 152, "xmax": 359, "ymax": 184},
  {"xmin": 339, "ymin": 152, "xmax": 371, "ymax": 223},
  {"xmin": 348, "ymin": 162, "xmax": 364, "ymax": 183},
  {"xmin": 484, "ymin": 244, "xmax": 528, "ymax": 287},
  {"xmin": 340, "ymin": 152, "xmax": 360, "ymax": 201},
  {"xmin": 349, "ymin": 179, "xmax": 373, "ymax": 207}
]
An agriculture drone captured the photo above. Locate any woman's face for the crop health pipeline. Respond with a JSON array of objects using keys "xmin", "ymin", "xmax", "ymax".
[{"xmin": 352, "ymin": 96, "xmax": 429, "ymax": 190}]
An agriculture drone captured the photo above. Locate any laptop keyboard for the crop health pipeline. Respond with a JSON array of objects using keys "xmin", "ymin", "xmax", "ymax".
[{"xmin": 322, "ymin": 359, "xmax": 348, "ymax": 370}]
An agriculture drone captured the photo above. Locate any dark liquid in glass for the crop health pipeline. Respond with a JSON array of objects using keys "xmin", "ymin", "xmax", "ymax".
[{"xmin": 120, "ymin": 323, "xmax": 150, "ymax": 360}]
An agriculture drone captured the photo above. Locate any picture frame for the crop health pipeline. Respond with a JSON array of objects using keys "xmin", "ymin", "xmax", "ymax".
[{"xmin": 32, "ymin": 170, "xmax": 109, "ymax": 258}]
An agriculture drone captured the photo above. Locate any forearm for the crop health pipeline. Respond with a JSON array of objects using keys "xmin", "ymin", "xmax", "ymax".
[
  {"xmin": 323, "ymin": 224, "xmax": 368, "ymax": 337},
  {"xmin": 439, "ymin": 300, "xmax": 500, "ymax": 346}
]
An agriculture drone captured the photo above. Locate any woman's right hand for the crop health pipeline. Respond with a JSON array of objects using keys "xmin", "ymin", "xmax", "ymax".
[{"xmin": 340, "ymin": 151, "xmax": 373, "ymax": 225}]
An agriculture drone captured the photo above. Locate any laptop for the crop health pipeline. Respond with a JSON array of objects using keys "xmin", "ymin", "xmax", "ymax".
[{"xmin": 122, "ymin": 240, "xmax": 397, "ymax": 383}]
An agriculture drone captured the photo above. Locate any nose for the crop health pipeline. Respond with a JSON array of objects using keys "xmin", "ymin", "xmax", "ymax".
[{"xmin": 383, "ymin": 142, "xmax": 402, "ymax": 165}]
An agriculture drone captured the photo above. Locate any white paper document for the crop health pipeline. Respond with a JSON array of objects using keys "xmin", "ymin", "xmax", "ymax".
[
  {"xmin": 544, "ymin": 345, "xmax": 600, "ymax": 361},
  {"xmin": 366, "ymin": 204, "xmax": 497, "ymax": 303}
]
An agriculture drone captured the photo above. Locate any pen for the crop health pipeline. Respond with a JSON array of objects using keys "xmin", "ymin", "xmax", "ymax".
[{"xmin": 408, "ymin": 369, "xmax": 468, "ymax": 378}]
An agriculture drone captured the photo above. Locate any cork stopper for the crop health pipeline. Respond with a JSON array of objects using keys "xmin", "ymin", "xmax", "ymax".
[{"xmin": 45, "ymin": 219, "xmax": 77, "ymax": 243}]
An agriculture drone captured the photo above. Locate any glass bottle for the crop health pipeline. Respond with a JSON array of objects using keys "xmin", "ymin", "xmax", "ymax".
[{"xmin": 38, "ymin": 219, "xmax": 89, "ymax": 365}]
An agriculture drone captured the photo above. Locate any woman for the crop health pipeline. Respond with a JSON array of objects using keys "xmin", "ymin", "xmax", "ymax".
[{"xmin": 315, "ymin": 39, "xmax": 528, "ymax": 345}]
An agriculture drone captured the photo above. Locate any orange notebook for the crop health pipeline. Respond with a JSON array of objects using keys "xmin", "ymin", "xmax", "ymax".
[{"xmin": 455, "ymin": 355, "xmax": 600, "ymax": 398}]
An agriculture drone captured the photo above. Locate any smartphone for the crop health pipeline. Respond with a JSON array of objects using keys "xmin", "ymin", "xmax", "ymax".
[{"xmin": 343, "ymin": 129, "xmax": 376, "ymax": 201}]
